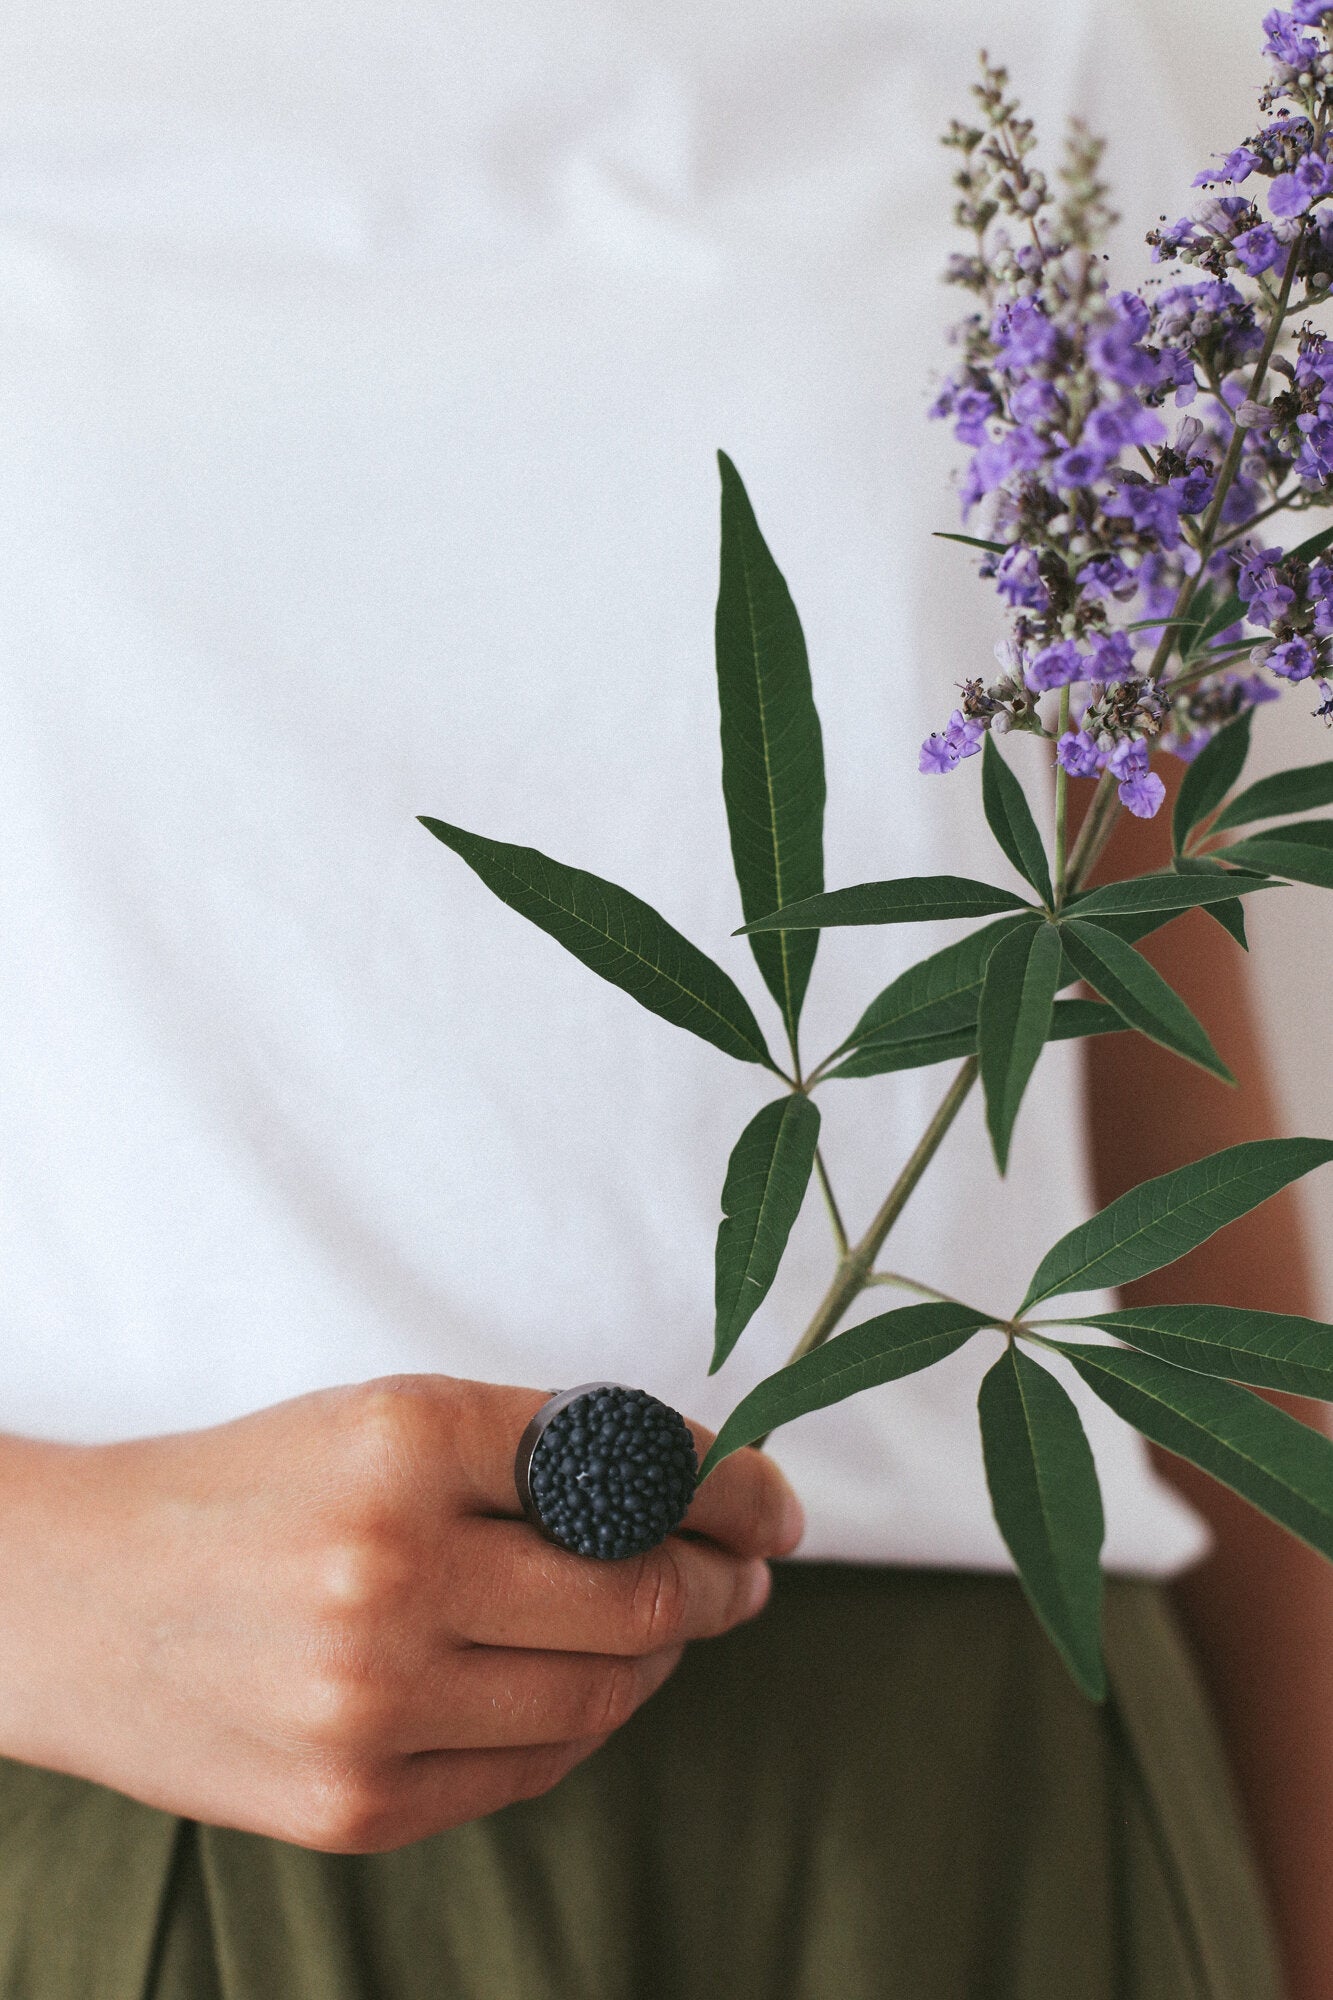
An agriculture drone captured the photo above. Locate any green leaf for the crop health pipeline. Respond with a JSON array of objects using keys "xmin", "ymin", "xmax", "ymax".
[
  {"xmin": 419, "ymin": 818, "xmax": 776, "ymax": 1069},
  {"xmin": 825, "ymin": 1025, "xmax": 983, "ymax": 1080},
  {"xmin": 1069, "ymin": 871, "xmax": 1273, "ymax": 920},
  {"xmin": 1214, "ymin": 759, "xmax": 1333, "ymax": 832},
  {"xmin": 1243, "ymin": 818, "xmax": 1333, "ymax": 845},
  {"xmin": 1060, "ymin": 919, "xmax": 1233, "ymax": 1083},
  {"xmin": 978, "ymin": 920, "xmax": 1063, "ymax": 1174},
  {"xmin": 824, "ymin": 998, "xmax": 1123, "ymax": 1082},
  {"xmin": 1122, "ymin": 614, "xmax": 1212, "ymax": 633},
  {"xmin": 712, "ymin": 1095, "xmax": 821, "ymax": 1374},
  {"xmin": 1225, "ymin": 824, "xmax": 1333, "ymax": 890},
  {"xmin": 739, "ymin": 876, "xmax": 1034, "ymax": 934},
  {"xmin": 979, "ymin": 1346, "xmax": 1106, "ymax": 1700},
  {"xmin": 1172, "ymin": 709, "xmax": 1253, "ymax": 853},
  {"xmin": 699, "ymin": 1302, "xmax": 990, "ymax": 1477},
  {"xmin": 1062, "ymin": 1305, "xmax": 1333, "ymax": 1401},
  {"xmin": 1047, "ymin": 998, "xmax": 1125, "ymax": 1041},
  {"xmin": 836, "ymin": 917, "xmax": 1036, "ymax": 1055},
  {"xmin": 1185, "ymin": 590, "xmax": 1244, "ymax": 654},
  {"xmin": 715, "ymin": 454, "xmax": 826, "ymax": 1045},
  {"xmin": 933, "ymin": 531, "xmax": 1006, "ymax": 552},
  {"xmin": 1161, "ymin": 579, "xmax": 1218, "ymax": 638},
  {"xmin": 1083, "ymin": 906, "xmax": 1189, "ymax": 948},
  {"xmin": 1020, "ymin": 1136, "xmax": 1333, "ymax": 1310},
  {"xmin": 1051, "ymin": 1341, "xmax": 1333, "ymax": 1565},
  {"xmin": 1171, "ymin": 854, "xmax": 1249, "ymax": 948},
  {"xmin": 982, "ymin": 734, "xmax": 1054, "ymax": 904}
]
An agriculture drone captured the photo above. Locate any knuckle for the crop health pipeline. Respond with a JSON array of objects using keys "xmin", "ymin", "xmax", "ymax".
[
  {"xmin": 628, "ymin": 1545, "xmax": 688, "ymax": 1652},
  {"xmin": 292, "ymin": 1767, "xmax": 400, "ymax": 1854},
  {"xmin": 311, "ymin": 1528, "xmax": 412, "ymax": 1626},
  {"xmin": 291, "ymin": 1664, "xmax": 396, "ymax": 1755},
  {"xmin": 327, "ymin": 1376, "xmax": 452, "ymax": 1505}
]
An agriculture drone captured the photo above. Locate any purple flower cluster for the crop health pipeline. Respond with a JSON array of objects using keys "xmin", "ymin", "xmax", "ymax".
[
  {"xmin": 1234, "ymin": 534, "xmax": 1333, "ymax": 677},
  {"xmin": 924, "ymin": 17, "xmax": 1333, "ymax": 815},
  {"xmin": 1056, "ymin": 732, "xmax": 1167, "ymax": 820}
]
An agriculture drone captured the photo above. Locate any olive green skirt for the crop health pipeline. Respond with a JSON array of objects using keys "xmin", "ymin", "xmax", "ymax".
[{"xmin": 0, "ymin": 1567, "xmax": 1281, "ymax": 2000}]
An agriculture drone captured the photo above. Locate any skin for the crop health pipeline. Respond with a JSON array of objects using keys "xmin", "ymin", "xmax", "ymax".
[
  {"xmin": 0, "ymin": 1377, "xmax": 803, "ymax": 1853},
  {"xmin": 1085, "ymin": 770, "xmax": 1333, "ymax": 2000}
]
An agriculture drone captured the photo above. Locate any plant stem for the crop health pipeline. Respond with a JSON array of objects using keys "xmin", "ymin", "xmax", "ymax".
[
  {"xmin": 1064, "ymin": 766, "xmax": 1119, "ymax": 891},
  {"xmin": 1216, "ymin": 486, "xmax": 1301, "ymax": 547},
  {"xmin": 864, "ymin": 1270, "xmax": 963, "ymax": 1304},
  {"xmin": 1145, "ymin": 200, "xmax": 1313, "ymax": 689},
  {"xmin": 1053, "ymin": 684, "xmax": 1072, "ymax": 908},
  {"xmin": 813, "ymin": 1146, "xmax": 849, "ymax": 1257},
  {"xmin": 781, "ymin": 1058, "xmax": 978, "ymax": 1366}
]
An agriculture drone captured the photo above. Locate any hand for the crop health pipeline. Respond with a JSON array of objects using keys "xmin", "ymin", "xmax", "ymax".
[{"xmin": 0, "ymin": 1376, "xmax": 804, "ymax": 1852}]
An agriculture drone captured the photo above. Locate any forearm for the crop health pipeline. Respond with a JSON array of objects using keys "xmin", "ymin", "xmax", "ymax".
[{"xmin": 1085, "ymin": 794, "xmax": 1333, "ymax": 2000}]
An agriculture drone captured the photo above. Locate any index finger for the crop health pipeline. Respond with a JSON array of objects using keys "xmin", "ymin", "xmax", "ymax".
[{"xmin": 680, "ymin": 1426, "xmax": 805, "ymax": 1560}]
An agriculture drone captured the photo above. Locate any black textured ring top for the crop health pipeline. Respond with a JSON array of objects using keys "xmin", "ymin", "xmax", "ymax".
[{"xmin": 515, "ymin": 1383, "xmax": 698, "ymax": 1560}]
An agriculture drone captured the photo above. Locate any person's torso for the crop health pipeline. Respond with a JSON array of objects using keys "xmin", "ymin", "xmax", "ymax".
[{"xmin": 0, "ymin": 0, "xmax": 1211, "ymax": 1569}]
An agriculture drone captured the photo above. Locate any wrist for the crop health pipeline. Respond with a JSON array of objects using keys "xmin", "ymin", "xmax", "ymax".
[{"xmin": 0, "ymin": 1432, "xmax": 122, "ymax": 1773}]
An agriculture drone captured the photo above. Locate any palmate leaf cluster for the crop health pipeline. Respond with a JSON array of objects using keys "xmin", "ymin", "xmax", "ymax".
[{"xmin": 421, "ymin": 457, "xmax": 1333, "ymax": 1700}]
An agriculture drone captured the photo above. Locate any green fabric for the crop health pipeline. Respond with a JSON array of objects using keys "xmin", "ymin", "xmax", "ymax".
[{"xmin": 0, "ymin": 1567, "xmax": 1283, "ymax": 2000}]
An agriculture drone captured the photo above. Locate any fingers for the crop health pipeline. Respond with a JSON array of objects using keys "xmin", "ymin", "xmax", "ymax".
[
  {"xmin": 436, "ymin": 1380, "xmax": 551, "ymax": 1516},
  {"xmin": 452, "ymin": 1517, "xmax": 772, "ymax": 1653},
  {"xmin": 678, "ymin": 1433, "xmax": 805, "ymax": 1559},
  {"xmin": 368, "ymin": 1643, "xmax": 684, "ymax": 1756},
  {"xmin": 437, "ymin": 1382, "xmax": 805, "ymax": 1563},
  {"xmin": 292, "ymin": 1737, "xmax": 609, "ymax": 1853}
]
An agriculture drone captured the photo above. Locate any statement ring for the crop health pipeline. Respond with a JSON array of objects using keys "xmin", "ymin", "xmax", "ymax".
[{"xmin": 515, "ymin": 1382, "xmax": 698, "ymax": 1560}]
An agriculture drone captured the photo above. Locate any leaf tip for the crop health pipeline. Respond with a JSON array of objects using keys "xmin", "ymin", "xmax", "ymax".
[{"xmin": 1072, "ymin": 1655, "xmax": 1109, "ymax": 1704}]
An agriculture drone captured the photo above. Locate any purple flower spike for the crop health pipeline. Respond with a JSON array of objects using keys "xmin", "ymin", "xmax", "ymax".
[{"xmin": 928, "ymin": 41, "xmax": 1333, "ymax": 807}]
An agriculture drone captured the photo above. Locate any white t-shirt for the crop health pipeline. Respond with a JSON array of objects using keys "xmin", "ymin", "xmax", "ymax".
[{"xmin": 0, "ymin": 0, "xmax": 1222, "ymax": 1571}]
